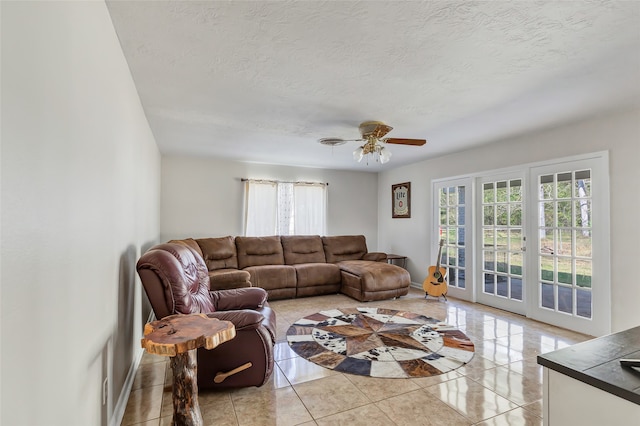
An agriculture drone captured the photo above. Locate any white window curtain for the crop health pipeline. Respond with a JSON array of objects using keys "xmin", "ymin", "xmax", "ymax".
[
  {"xmin": 244, "ymin": 180, "xmax": 327, "ymax": 236},
  {"xmin": 244, "ymin": 181, "xmax": 277, "ymax": 236},
  {"xmin": 294, "ymin": 183, "xmax": 327, "ymax": 235}
]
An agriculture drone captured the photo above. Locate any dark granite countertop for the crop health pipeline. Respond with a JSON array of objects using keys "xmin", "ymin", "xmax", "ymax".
[{"xmin": 537, "ymin": 325, "xmax": 640, "ymax": 405}]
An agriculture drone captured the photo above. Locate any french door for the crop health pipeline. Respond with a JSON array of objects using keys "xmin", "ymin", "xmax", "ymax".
[
  {"xmin": 433, "ymin": 178, "xmax": 472, "ymax": 301},
  {"xmin": 435, "ymin": 153, "xmax": 610, "ymax": 336},
  {"xmin": 476, "ymin": 173, "xmax": 527, "ymax": 315},
  {"xmin": 527, "ymin": 157, "xmax": 610, "ymax": 336}
]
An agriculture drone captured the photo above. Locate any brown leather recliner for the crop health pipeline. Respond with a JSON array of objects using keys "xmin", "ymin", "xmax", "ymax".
[{"xmin": 136, "ymin": 242, "xmax": 276, "ymax": 389}]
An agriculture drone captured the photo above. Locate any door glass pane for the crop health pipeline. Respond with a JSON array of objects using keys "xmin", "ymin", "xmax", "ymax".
[
  {"xmin": 575, "ymin": 170, "xmax": 591, "ymax": 197},
  {"xmin": 557, "ymin": 173, "xmax": 572, "ymax": 198},
  {"xmin": 541, "ymin": 202, "xmax": 554, "ymax": 226},
  {"xmin": 484, "ymin": 206, "xmax": 494, "ymax": 225},
  {"xmin": 541, "ymin": 283, "xmax": 555, "ymax": 309},
  {"xmin": 496, "ymin": 229, "xmax": 508, "ymax": 250},
  {"xmin": 484, "ymin": 229, "xmax": 494, "ymax": 246},
  {"xmin": 557, "ymin": 258, "xmax": 573, "ymax": 285},
  {"xmin": 497, "ymin": 275, "xmax": 508, "ymax": 297},
  {"xmin": 510, "ymin": 179, "xmax": 522, "ymax": 201},
  {"xmin": 558, "ymin": 286, "xmax": 573, "ymax": 314},
  {"xmin": 496, "ymin": 205, "xmax": 508, "ymax": 226},
  {"xmin": 540, "ymin": 175, "xmax": 554, "ymax": 199},
  {"xmin": 458, "ymin": 186, "xmax": 466, "ymax": 202},
  {"xmin": 510, "ymin": 204, "xmax": 522, "ymax": 226},
  {"xmin": 448, "ymin": 207, "xmax": 457, "ymax": 225},
  {"xmin": 484, "ymin": 273, "xmax": 495, "ymax": 294},
  {"xmin": 539, "ymin": 229, "xmax": 554, "ymax": 255},
  {"xmin": 557, "ymin": 201, "xmax": 572, "ymax": 227},
  {"xmin": 440, "ymin": 188, "xmax": 447, "ymax": 206},
  {"xmin": 448, "ymin": 187, "xmax": 456, "ymax": 205},
  {"xmin": 496, "ymin": 252, "xmax": 508, "ymax": 273},
  {"xmin": 576, "ymin": 260, "xmax": 592, "ymax": 288},
  {"xmin": 540, "ymin": 256, "xmax": 554, "ymax": 281},
  {"xmin": 458, "ymin": 268, "xmax": 466, "ymax": 289},
  {"xmin": 574, "ymin": 200, "xmax": 591, "ymax": 229},
  {"xmin": 496, "ymin": 181, "xmax": 508, "ymax": 202},
  {"xmin": 484, "ymin": 251, "xmax": 495, "ymax": 271},
  {"xmin": 577, "ymin": 233, "xmax": 592, "ymax": 258},
  {"xmin": 510, "ymin": 229, "xmax": 522, "ymax": 250},
  {"xmin": 484, "ymin": 183, "xmax": 495, "ymax": 201},
  {"xmin": 511, "ymin": 277, "xmax": 523, "ymax": 300},
  {"xmin": 510, "ymin": 252, "xmax": 522, "ymax": 275},
  {"xmin": 576, "ymin": 289, "xmax": 592, "ymax": 318}
]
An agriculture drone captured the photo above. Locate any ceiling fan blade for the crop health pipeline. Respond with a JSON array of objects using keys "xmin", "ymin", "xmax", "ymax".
[{"xmin": 384, "ymin": 138, "xmax": 427, "ymax": 146}]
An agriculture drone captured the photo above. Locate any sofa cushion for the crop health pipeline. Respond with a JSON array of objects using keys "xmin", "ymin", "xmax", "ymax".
[
  {"xmin": 196, "ymin": 236, "xmax": 238, "ymax": 270},
  {"xmin": 209, "ymin": 268, "xmax": 251, "ymax": 290},
  {"xmin": 281, "ymin": 235, "xmax": 326, "ymax": 265},
  {"xmin": 236, "ymin": 236, "xmax": 285, "ymax": 268},
  {"xmin": 293, "ymin": 263, "xmax": 341, "ymax": 288},
  {"xmin": 322, "ymin": 235, "xmax": 368, "ymax": 263},
  {"xmin": 243, "ymin": 265, "xmax": 296, "ymax": 291}
]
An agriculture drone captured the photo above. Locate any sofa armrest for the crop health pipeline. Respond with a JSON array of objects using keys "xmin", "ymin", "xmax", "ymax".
[
  {"xmin": 210, "ymin": 287, "xmax": 268, "ymax": 311},
  {"xmin": 363, "ymin": 252, "xmax": 387, "ymax": 262}
]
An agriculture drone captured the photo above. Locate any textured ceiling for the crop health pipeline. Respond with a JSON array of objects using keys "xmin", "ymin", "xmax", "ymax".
[{"xmin": 106, "ymin": 1, "xmax": 640, "ymax": 171}]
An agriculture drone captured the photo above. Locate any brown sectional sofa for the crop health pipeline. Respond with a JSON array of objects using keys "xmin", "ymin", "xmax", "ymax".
[{"xmin": 171, "ymin": 235, "xmax": 410, "ymax": 302}]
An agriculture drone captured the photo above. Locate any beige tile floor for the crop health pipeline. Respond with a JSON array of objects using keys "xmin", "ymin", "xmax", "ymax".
[{"xmin": 121, "ymin": 287, "xmax": 591, "ymax": 425}]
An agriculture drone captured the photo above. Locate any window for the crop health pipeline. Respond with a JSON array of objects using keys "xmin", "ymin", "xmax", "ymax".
[{"xmin": 244, "ymin": 180, "xmax": 327, "ymax": 236}]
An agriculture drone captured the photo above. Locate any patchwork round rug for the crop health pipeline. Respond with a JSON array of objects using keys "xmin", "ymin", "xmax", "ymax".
[{"xmin": 286, "ymin": 307, "xmax": 474, "ymax": 378}]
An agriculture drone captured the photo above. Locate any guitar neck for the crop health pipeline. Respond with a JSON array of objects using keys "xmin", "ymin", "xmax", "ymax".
[{"xmin": 435, "ymin": 239, "xmax": 444, "ymax": 270}]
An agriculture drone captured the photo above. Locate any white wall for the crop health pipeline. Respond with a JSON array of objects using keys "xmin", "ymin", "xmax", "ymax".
[
  {"xmin": 378, "ymin": 108, "xmax": 640, "ymax": 333},
  {"xmin": 161, "ymin": 156, "xmax": 380, "ymax": 248},
  {"xmin": 1, "ymin": 2, "xmax": 161, "ymax": 425}
]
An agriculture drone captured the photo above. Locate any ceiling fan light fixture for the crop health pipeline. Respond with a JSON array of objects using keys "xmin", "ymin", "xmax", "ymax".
[
  {"xmin": 380, "ymin": 147, "xmax": 391, "ymax": 164},
  {"xmin": 353, "ymin": 146, "xmax": 364, "ymax": 162},
  {"xmin": 321, "ymin": 121, "xmax": 426, "ymax": 165}
]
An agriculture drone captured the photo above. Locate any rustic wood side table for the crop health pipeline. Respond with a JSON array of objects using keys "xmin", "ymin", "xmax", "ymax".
[{"xmin": 141, "ymin": 314, "xmax": 235, "ymax": 426}]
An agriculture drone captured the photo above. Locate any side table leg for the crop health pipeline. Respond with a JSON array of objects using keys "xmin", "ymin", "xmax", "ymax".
[{"xmin": 170, "ymin": 349, "xmax": 203, "ymax": 426}]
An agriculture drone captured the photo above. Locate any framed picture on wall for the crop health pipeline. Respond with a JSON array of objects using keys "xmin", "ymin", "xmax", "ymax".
[{"xmin": 392, "ymin": 182, "xmax": 411, "ymax": 218}]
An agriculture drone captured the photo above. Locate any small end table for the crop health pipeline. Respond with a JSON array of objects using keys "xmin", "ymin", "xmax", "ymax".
[
  {"xmin": 141, "ymin": 313, "xmax": 235, "ymax": 426},
  {"xmin": 386, "ymin": 254, "xmax": 408, "ymax": 269}
]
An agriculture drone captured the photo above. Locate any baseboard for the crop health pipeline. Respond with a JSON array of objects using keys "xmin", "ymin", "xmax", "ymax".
[{"xmin": 110, "ymin": 311, "xmax": 156, "ymax": 426}]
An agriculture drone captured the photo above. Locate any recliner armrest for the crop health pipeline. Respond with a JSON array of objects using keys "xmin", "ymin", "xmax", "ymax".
[
  {"xmin": 210, "ymin": 287, "xmax": 268, "ymax": 311},
  {"xmin": 363, "ymin": 252, "xmax": 387, "ymax": 262},
  {"xmin": 205, "ymin": 310, "xmax": 265, "ymax": 332},
  {"xmin": 206, "ymin": 306, "xmax": 276, "ymax": 345}
]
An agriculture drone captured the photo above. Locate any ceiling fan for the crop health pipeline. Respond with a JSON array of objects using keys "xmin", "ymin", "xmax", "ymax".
[{"xmin": 319, "ymin": 121, "xmax": 427, "ymax": 164}]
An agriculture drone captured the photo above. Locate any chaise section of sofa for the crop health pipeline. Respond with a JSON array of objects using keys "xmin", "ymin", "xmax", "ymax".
[
  {"xmin": 322, "ymin": 235, "xmax": 411, "ymax": 301},
  {"xmin": 339, "ymin": 260, "xmax": 411, "ymax": 301}
]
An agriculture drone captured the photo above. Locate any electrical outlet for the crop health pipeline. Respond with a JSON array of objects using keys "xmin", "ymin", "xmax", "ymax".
[{"xmin": 102, "ymin": 378, "xmax": 108, "ymax": 405}]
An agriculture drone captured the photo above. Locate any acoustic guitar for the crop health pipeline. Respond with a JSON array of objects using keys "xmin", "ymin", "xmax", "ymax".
[{"xmin": 423, "ymin": 239, "xmax": 448, "ymax": 300}]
